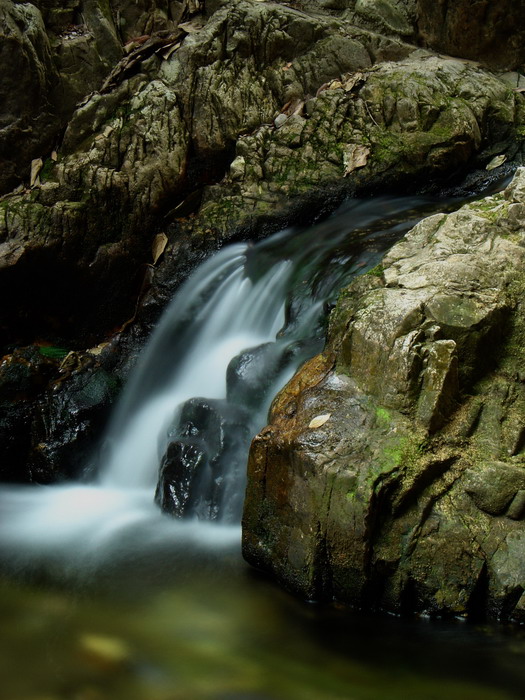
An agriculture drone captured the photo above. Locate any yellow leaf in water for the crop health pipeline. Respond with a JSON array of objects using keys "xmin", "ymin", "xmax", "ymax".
[
  {"xmin": 79, "ymin": 633, "xmax": 130, "ymax": 668},
  {"xmin": 152, "ymin": 232, "xmax": 168, "ymax": 265},
  {"xmin": 309, "ymin": 413, "xmax": 331, "ymax": 429}
]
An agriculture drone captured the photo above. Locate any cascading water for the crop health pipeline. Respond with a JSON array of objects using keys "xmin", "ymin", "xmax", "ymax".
[{"xmin": 0, "ymin": 194, "xmax": 471, "ymax": 572}]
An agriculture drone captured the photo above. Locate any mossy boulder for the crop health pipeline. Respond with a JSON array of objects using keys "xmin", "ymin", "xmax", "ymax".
[{"xmin": 243, "ymin": 168, "xmax": 525, "ymax": 622}]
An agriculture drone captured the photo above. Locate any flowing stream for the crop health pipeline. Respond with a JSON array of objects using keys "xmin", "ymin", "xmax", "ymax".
[{"xmin": 1, "ymin": 189, "xmax": 525, "ymax": 700}]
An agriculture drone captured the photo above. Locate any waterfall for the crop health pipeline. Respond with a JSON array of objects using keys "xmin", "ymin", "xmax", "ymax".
[
  {"xmin": 0, "ymin": 194, "xmax": 447, "ymax": 571},
  {"xmin": 100, "ymin": 245, "xmax": 290, "ymax": 491}
]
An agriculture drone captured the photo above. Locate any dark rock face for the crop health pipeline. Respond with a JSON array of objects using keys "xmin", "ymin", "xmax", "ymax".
[
  {"xmin": 0, "ymin": 346, "xmax": 119, "ymax": 483},
  {"xmin": 156, "ymin": 397, "xmax": 252, "ymax": 520},
  {"xmin": 242, "ymin": 169, "xmax": 525, "ymax": 622},
  {"xmin": 0, "ymin": 0, "xmax": 61, "ymax": 194},
  {"xmin": 417, "ymin": 0, "xmax": 525, "ymax": 70}
]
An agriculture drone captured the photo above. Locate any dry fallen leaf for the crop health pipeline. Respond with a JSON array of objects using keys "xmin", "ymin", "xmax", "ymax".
[
  {"xmin": 309, "ymin": 413, "xmax": 331, "ymax": 429},
  {"xmin": 30, "ymin": 158, "xmax": 43, "ymax": 188},
  {"xmin": 486, "ymin": 154, "xmax": 507, "ymax": 171},
  {"xmin": 152, "ymin": 232, "xmax": 168, "ymax": 265},
  {"xmin": 87, "ymin": 341, "xmax": 110, "ymax": 356},
  {"xmin": 161, "ymin": 41, "xmax": 181, "ymax": 60},
  {"xmin": 342, "ymin": 71, "xmax": 365, "ymax": 92},
  {"xmin": 343, "ymin": 144, "xmax": 370, "ymax": 176},
  {"xmin": 179, "ymin": 20, "xmax": 204, "ymax": 33}
]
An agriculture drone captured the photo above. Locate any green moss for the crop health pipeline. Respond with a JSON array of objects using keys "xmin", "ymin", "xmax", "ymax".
[
  {"xmin": 375, "ymin": 406, "xmax": 391, "ymax": 428},
  {"xmin": 469, "ymin": 195, "xmax": 509, "ymax": 223},
  {"xmin": 367, "ymin": 264, "xmax": 384, "ymax": 278},
  {"xmin": 40, "ymin": 158, "xmax": 56, "ymax": 183},
  {"xmin": 38, "ymin": 346, "xmax": 69, "ymax": 360},
  {"xmin": 378, "ymin": 433, "xmax": 424, "ymax": 474}
]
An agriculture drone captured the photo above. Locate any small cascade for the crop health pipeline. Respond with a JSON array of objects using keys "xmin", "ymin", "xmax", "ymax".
[
  {"xmin": 100, "ymin": 245, "xmax": 291, "ymax": 493},
  {"xmin": 0, "ymin": 194, "xmax": 454, "ymax": 570}
]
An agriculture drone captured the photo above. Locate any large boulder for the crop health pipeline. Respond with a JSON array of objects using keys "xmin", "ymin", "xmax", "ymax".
[
  {"xmin": 417, "ymin": 0, "xmax": 525, "ymax": 71},
  {"xmin": 243, "ymin": 167, "xmax": 525, "ymax": 622},
  {"xmin": 2, "ymin": 0, "xmax": 523, "ymax": 348}
]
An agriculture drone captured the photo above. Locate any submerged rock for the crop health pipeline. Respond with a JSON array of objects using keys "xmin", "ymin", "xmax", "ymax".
[{"xmin": 243, "ymin": 167, "xmax": 525, "ymax": 622}]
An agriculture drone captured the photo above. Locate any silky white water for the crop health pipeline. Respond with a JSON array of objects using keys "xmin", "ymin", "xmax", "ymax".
[
  {"xmin": 0, "ymin": 245, "xmax": 297, "ymax": 566},
  {"xmin": 101, "ymin": 244, "xmax": 291, "ymax": 490},
  {"xmin": 0, "ymin": 195, "xmax": 443, "ymax": 571}
]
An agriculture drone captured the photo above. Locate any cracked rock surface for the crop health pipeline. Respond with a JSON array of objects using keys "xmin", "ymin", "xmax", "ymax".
[
  {"xmin": 2, "ymin": 0, "xmax": 524, "ymax": 349},
  {"xmin": 243, "ymin": 168, "xmax": 525, "ymax": 622}
]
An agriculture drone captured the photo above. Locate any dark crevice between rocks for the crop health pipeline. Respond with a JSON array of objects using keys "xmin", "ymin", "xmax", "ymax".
[
  {"xmin": 0, "ymin": 243, "xmax": 146, "ymax": 353},
  {"xmin": 466, "ymin": 560, "xmax": 490, "ymax": 623},
  {"xmin": 393, "ymin": 457, "xmax": 457, "ymax": 517}
]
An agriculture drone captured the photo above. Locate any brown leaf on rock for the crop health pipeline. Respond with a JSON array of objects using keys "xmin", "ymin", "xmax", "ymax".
[
  {"xmin": 342, "ymin": 71, "xmax": 366, "ymax": 92},
  {"xmin": 179, "ymin": 20, "xmax": 204, "ymax": 33},
  {"xmin": 343, "ymin": 144, "xmax": 370, "ymax": 176},
  {"xmin": 161, "ymin": 41, "xmax": 182, "ymax": 60},
  {"xmin": 486, "ymin": 154, "xmax": 507, "ymax": 171},
  {"xmin": 152, "ymin": 232, "xmax": 168, "ymax": 265},
  {"xmin": 30, "ymin": 158, "xmax": 43, "ymax": 188},
  {"xmin": 281, "ymin": 98, "xmax": 305, "ymax": 117}
]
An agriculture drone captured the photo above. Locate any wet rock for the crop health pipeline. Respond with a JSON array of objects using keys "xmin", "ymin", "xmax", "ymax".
[
  {"xmin": 156, "ymin": 397, "xmax": 252, "ymax": 520},
  {"xmin": 0, "ymin": 346, "xmax": 119, "ymax": 483},
  {"xmin": 156, "ymin": 440, "xmax": 208, "ymax": 517},
  {"xmin": 226, "ymin": 342, "xmax": 300, "ymax": 411},
  {"xmin": 243, "ymin": 168, "xmax": 525, "ymax": 621},
  {"xmin": 28, "ymin": 362, "xmax": 120, "ymax": 482}
]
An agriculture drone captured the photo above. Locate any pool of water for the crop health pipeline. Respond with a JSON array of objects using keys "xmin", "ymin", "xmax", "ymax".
[{"xmin": 2, "ymin": 541, "xmax": 525, "ymax": 700}]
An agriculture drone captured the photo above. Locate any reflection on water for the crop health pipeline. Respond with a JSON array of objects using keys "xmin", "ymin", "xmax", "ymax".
[{"xmin": 2, "ymin": 551, "xmax": 525, "ymax": 700}]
